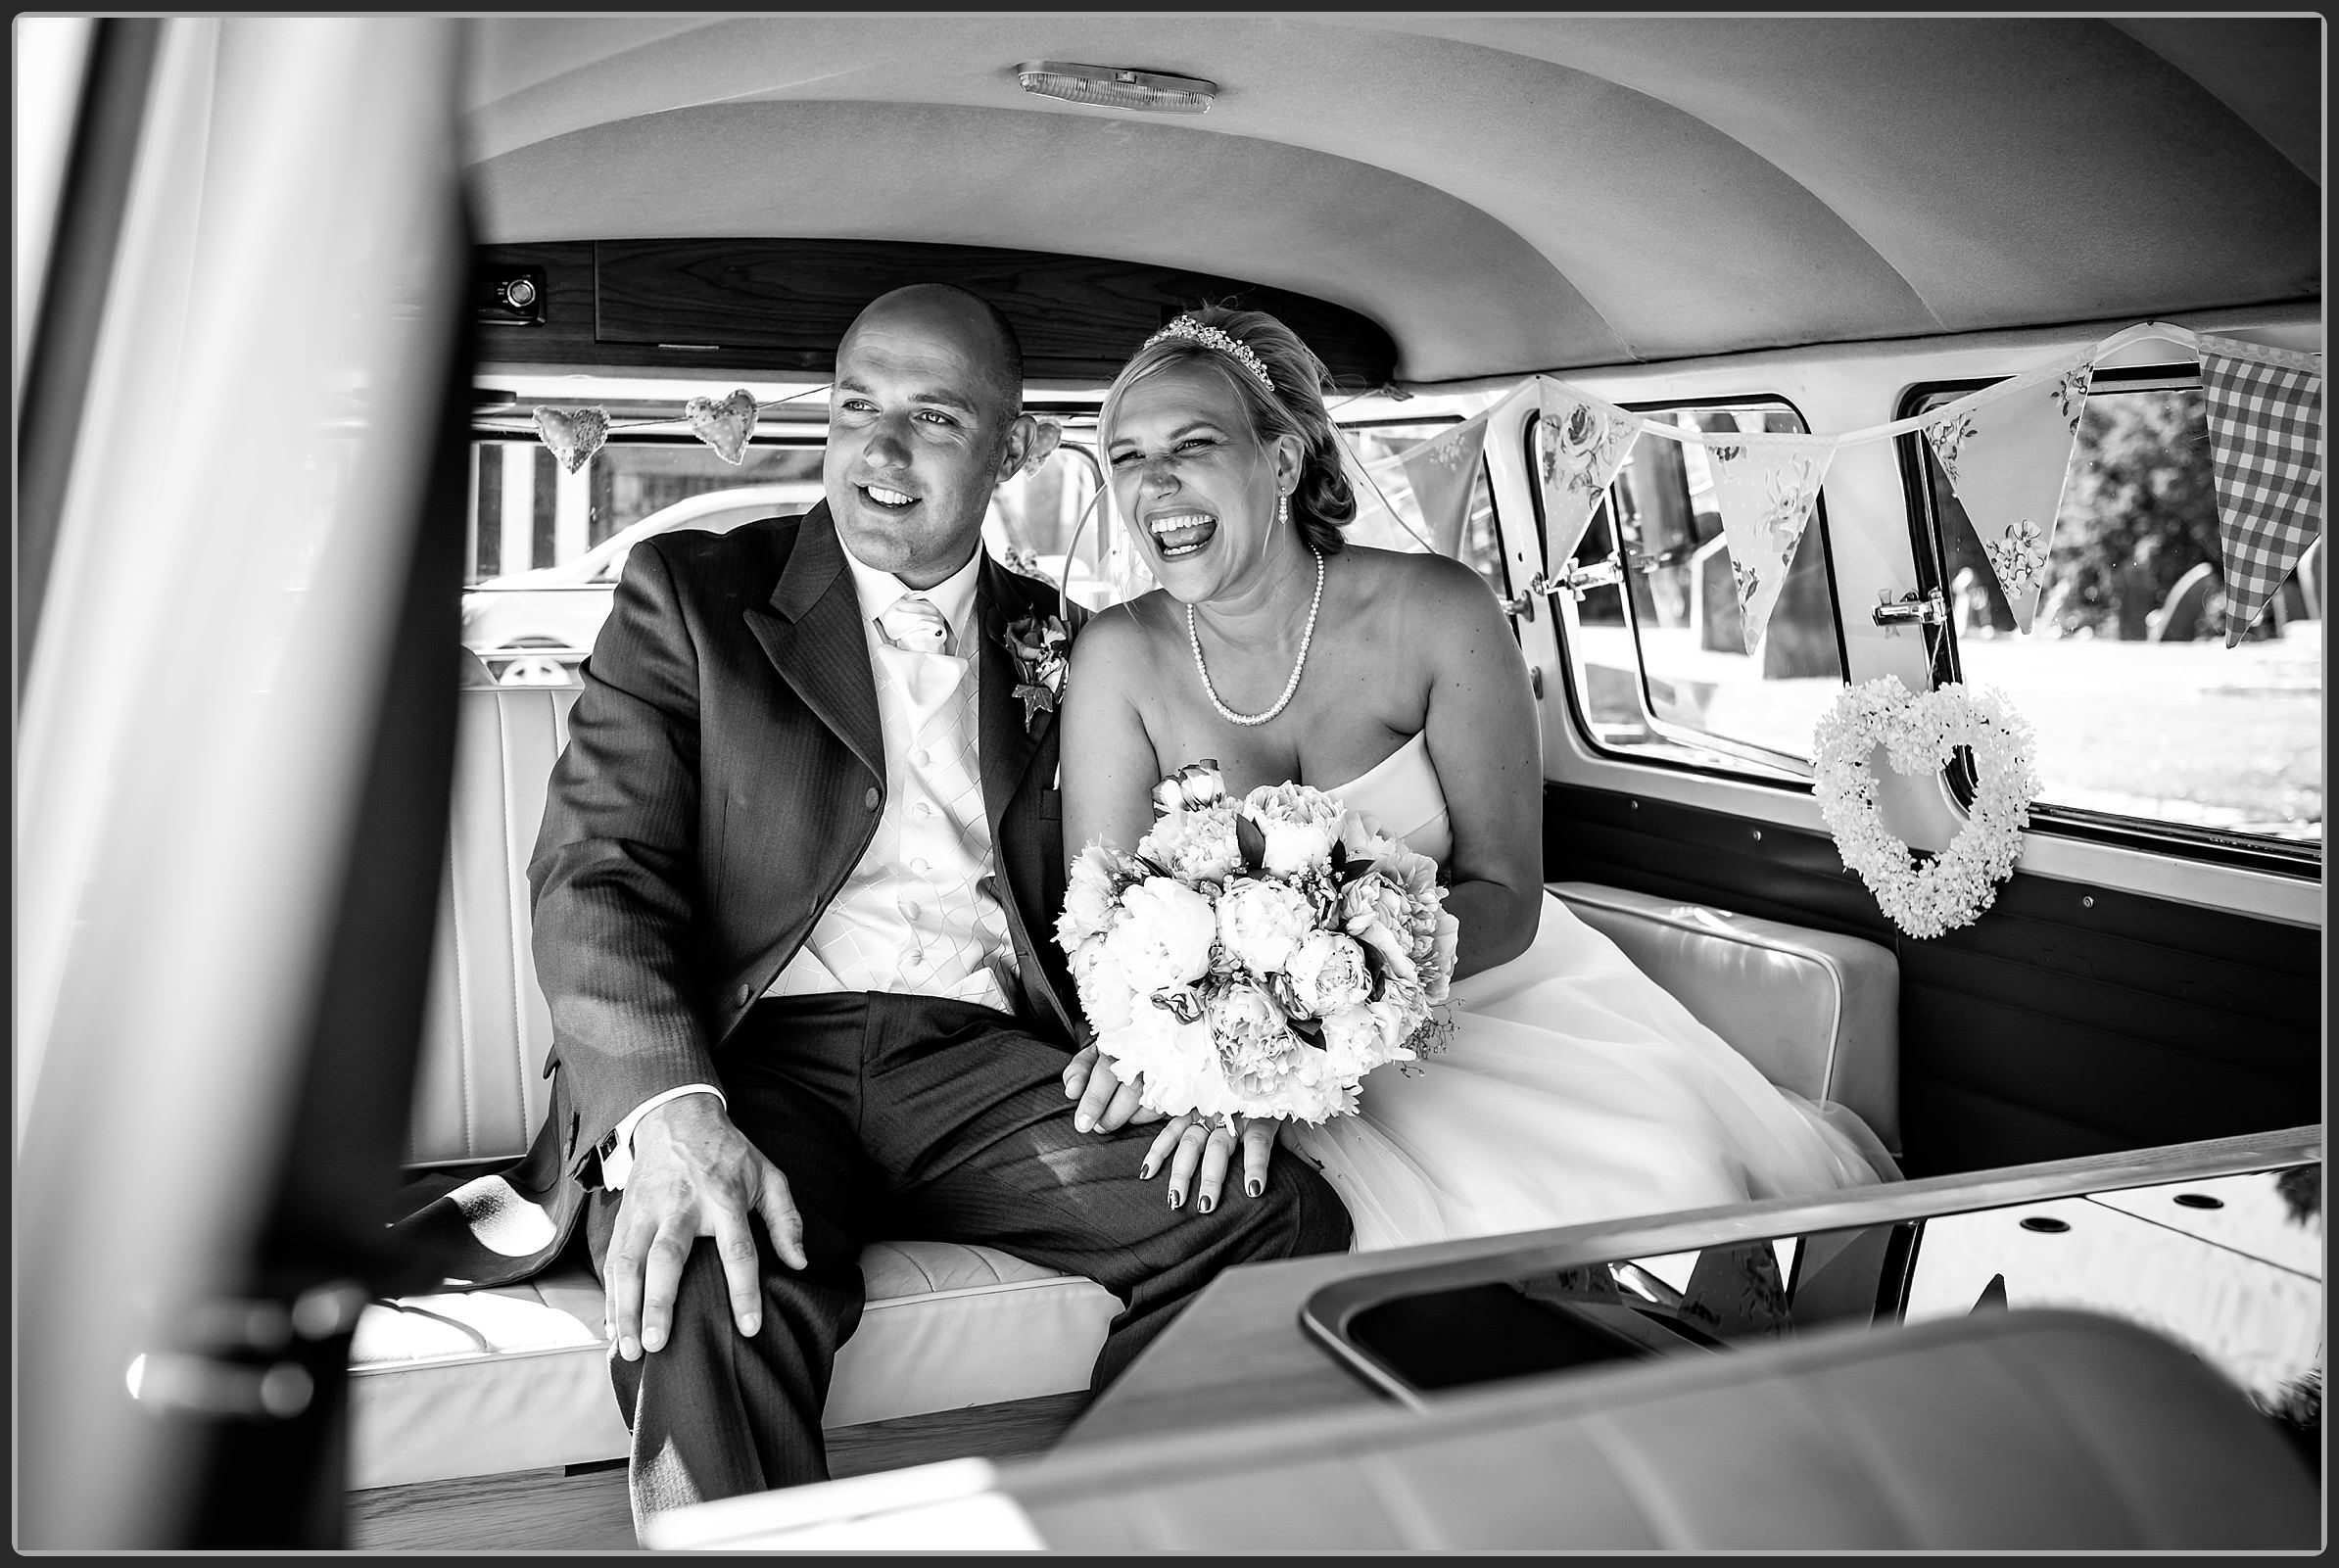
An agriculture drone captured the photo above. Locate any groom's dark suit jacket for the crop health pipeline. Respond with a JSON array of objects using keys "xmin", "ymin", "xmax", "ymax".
[{"xmin": 394, "ymin": 501, "xmax": 1085, "ymax": 1289}]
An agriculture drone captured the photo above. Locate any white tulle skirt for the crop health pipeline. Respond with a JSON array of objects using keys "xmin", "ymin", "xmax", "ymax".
[{"xmin": 1283, "ymin": 892, "xmax": 1899, "ymax": 1253}]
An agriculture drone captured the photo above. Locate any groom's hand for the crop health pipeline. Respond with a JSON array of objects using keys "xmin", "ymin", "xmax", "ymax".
[
  {"xmin": 1062, "ymin": 1044, "xmax": 1165, "ymax": 1133},
  {"xmin": 604, "ymin": 1094, "xmax": 806, "ymax": 1363}
]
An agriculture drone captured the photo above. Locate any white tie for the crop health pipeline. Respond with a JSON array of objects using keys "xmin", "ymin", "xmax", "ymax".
[{"xmin": 880, "ymin": 594, "xmax": 950, "ymax": 655}]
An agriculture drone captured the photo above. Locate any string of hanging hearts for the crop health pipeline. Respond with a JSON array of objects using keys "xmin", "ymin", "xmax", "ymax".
[
  {"xmin": 1343, "ymin": 320, "xmax": 2321, "ymax": 655},
  {"xmin": 529, "ymin": 384, "xmax": 1064, "ymax": 478}
]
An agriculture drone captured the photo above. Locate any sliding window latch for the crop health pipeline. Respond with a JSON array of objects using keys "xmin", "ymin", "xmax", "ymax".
[{"xmin": 1872, "ymin": 589, "xmax": 1947, "ymax": 628}]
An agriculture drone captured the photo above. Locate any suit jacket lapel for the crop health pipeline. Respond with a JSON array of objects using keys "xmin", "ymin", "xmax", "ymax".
[
  {"xmin": 976, "ymin": 555, "xmax": 1046, "ymax": 842},
  {"xmin": 742, "ymin": 502, "xmax": 883, "ymax": 783}
]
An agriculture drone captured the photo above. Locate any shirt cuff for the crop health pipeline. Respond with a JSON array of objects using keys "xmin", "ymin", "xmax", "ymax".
[{"xmin": 600, "ymin": 1083, "xmax": 726, "ymax": 1191}]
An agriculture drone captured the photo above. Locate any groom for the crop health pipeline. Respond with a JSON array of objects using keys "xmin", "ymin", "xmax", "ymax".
[{"xmin": 453, "ymin": 283, "xmax": 1350, "ymax": 1521}]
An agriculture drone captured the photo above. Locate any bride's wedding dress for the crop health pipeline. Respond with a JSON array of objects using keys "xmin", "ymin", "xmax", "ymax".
[{"xmin": 1279, "ymin": 732, "xmax": 1898, "ymax": 1252}]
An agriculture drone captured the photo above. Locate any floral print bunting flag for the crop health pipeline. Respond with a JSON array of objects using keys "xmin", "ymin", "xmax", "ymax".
[
  {"xmin": 1705, "ymin": 434, "xmax": 1836, "ymax": 657},
  {"xmin": 1394, "ymin": 418, "xmax": 1491, "ymax": 557},
  {"xmin": 1921, "ymin": 354, "xmax": 2092, "ymax": 632},
  {"xmin": 2196, "ymin": 333, "xmax": 2323, "ymax": 647},
  {"xmin": 1534, "ymin": 380, "xmax": 1643, "ymax": 567}
]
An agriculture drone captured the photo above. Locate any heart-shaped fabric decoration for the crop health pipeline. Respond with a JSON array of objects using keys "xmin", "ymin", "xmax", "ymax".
[
  {"xmin": 1018, "ymin": 416, "xmax": 1063, "ymax": 476},
  {"xmin": 1811, "ymin": 678, "xmax": 2039, "ymax": 939},
  {"xmin": 686, "ymin": 389, "xmax": 759, "ymax": 466},
  {"xmin": 534, "ymin": 405, "xmax": 608, "ymax": 475}
]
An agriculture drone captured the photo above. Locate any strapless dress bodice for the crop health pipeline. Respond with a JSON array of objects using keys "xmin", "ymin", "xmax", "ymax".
[{"xmin": 1326, "ymin": 731, "xmax": 1451, "ymax": 864}]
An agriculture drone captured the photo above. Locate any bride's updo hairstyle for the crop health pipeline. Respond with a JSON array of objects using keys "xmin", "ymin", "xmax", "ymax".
[{"xmin": 1101, "ymin": 304, "xmax": 1358, "ymax": 556}]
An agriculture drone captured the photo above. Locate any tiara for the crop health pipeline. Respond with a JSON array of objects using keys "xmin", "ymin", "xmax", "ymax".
[{"xmin": 1146, "ymin": 315, "xmax": 1275, "ymax": 394}]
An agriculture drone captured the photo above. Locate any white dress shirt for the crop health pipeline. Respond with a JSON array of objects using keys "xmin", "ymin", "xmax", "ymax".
[{"xmin": 601, "ymin": 543, "xmax": 1019, "ymax": 1187}]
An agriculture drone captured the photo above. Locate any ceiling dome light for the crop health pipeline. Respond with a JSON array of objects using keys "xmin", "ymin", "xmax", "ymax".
[{"xmin": 1014, "ymin": 61, "xmax": 1216, "ymax": 115}]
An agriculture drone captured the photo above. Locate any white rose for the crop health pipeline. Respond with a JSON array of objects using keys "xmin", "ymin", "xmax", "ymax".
[
  {"xmin": 1104, "ymin": 879, "xmax": 1218, "ymax": 994},
  {"xmin": 1242, "ymin": 783, "xmax": 1345, "ymax": 878},
  {"xmin": 1215, "ymin": 878, "xmax": 1319, "ymax": 976},
  {"xmin": 1284, "ymin": 929, "xmax": 1372, "ymax": 1017}
]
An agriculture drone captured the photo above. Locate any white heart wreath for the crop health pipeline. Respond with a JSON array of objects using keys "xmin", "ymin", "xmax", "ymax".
[{"xmin": 1811, "ymin": 678, "xmax": 2041, "ymax": 939}]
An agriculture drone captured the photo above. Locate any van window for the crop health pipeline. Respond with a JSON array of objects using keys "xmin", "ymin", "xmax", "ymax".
[
  {"xmin": 1906, "ymin": 370, "xmax": 2323, "ymax": 860},
  {"xmin": 1345, "ymin": 419, "xmax": 1506, "ymax": 602},
  {"xmin": 459, "ymin": 423, "xmax": 1108, "ymax": 680},
  {"xmin": 465, "ymin": 436, "xmax": 824, "ymax": 586},
  {"xmin": 1540, "ymin": 399, "xmax": 1843, "ymax": 783}
]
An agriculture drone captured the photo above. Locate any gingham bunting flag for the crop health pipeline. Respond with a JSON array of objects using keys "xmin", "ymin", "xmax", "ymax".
[{"xmin": 2197, "ymin": 333, "xmax": 2323, "ymax": 646}]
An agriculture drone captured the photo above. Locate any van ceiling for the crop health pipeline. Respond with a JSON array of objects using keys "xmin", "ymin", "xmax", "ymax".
[{"xmin": 461, "ymin": 15, "xmax": 2320, "ymax": 385}]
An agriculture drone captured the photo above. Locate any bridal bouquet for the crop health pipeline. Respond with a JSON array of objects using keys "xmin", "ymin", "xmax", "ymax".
[{"xmin": 1055, "ymin": 762, "xmax": 1457, "ymax": 1125}]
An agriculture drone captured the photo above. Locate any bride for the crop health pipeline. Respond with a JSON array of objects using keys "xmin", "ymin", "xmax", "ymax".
[{"xmin": 1055, "ymin": 306, "xmax": 1896, "ymax": 1252}]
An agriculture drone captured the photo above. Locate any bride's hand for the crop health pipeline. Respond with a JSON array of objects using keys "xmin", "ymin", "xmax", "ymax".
[
  {"xmin": 1143, "ymin": 1112, "xmax": 1278, "ymax": 1213},
  {"xmin": 1061, "ymin": 1044, "xmax": 1165, "ymax": 1133}
]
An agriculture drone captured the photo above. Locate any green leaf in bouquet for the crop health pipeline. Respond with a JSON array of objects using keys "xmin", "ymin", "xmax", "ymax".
[{"xmin": 1234, "ymin": 813, "xmax": 1267, "ymax": 874}]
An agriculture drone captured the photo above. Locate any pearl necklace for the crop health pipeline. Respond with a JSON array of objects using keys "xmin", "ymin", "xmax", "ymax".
[{"xmin": 1187, "ymin": 547, "xmax": 1324, "ymax": 727}]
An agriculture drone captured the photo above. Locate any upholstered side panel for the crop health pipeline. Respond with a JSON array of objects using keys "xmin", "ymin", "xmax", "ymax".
[
  {"xmin": 1546, "ymin": 784, "xmax": 2320, "ymax": 1177},
  {"xmin": 349, "ymin": 1243, "xmax": 1118, "ymax": 1491},
  {"xmin": 406, "ymin": 680, "xmax": 579, "ymax": 1167},
  {"xmin": 1550, "ymin": 880, "xmax": 1901, "ymax": 1154}
]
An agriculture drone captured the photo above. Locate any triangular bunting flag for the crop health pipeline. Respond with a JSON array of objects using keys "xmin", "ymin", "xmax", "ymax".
[
  {"xmin": 1535, "ymin": 380, "xmax": 1642, "ymax": 566},
  {"xmin": 1705, "ymin": 435, "xmax": 1835, "ymax": 657},
  {"xmin": 1923, "ymin": 356, "xmax": 2091, "ymax": 632},
  {"xmin": 2197, "ymin": 333, "xmax": 2323, "ymax": 646},
  {"xmin": 1393, "ymin": 417, "xmax": 1490, "ymax": 557},
  {"xmin": 534, "ymin": 405, "xmax": 608, "ymax": 475}
]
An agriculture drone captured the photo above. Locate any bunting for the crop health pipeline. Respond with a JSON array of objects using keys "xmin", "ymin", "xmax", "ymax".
[
  {"xmin": 2197, "ymin": 333, "xmax": 2323, "ymax": 646},
  {"xmin": 519, "ymin": 321, "xmax": 2320, "ymax": 654},
  {"xmin": 1921, "ymin": 354, "xmax": 2092, "ymax": 633},
  {"xmin": 1697, "ymin": 434, "xmax": 1835, "ymax": 657},
  {"xmin": 1534, "ymin": 381, "xmax": 1641, "ymax": 566},
  {"xmin": 1394, "ymin": 418, "xmax": 1491, "ymax": 557}
]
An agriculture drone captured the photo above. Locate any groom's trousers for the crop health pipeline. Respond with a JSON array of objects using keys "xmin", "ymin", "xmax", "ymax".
[{"xmin": 586, "ymin": 991, "xmax": 1354, "ymax": 1518}]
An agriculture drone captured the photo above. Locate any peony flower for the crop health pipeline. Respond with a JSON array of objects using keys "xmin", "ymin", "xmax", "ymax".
[
  {"xmin": 1242, "ymin": 783, "xmax": 1345, "ymax": 878},
  {"xmin": 1207, "ymin": 980, "xmax": 1304, "ymax": 1089},
  {"xmin": 1337, "ymin": 811, "xmax": 1402, "ymax": 866},
  {"xmin": 1070, "ymin": 940, "xmax": 1136, "ymax": 1033},
  {"xmin": 1151, "ymin": 760, "xmax": 1227, "ymax": 819},
  {"xmin": 1056, "ymin": 842, "xmax": 1132, "ymax": 952},
  {"xmin": 1215, "ymin": 878, "xmax": 1318, "ymax": 976},
  {"xmin": 1339, "ymin": 870, "xmax": 1419, "ymax": 988},
  {"xmin": 1414, "ymin": 909, "xmax": 1459, "ymax": 1005},
  {"xmin": 1138, "ymin": 802, "xmax": 1243, "ymax": 885},
  {"xmin": 1105, "ymin": 879, "xmax": 1218, "ymax": 993},
  {"xmin": 1283, "ymin": 929, "xmax": 1372, "ymax": 1017}
]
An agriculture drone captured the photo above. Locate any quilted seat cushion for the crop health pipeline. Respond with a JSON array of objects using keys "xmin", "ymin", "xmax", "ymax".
[{"xmin": 347, "ymin": 1241, "xmax": 1119, "ymax": 1491}]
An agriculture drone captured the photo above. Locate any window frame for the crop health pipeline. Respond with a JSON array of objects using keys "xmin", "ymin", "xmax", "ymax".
[
  {"xmin": 1530, "ymin": 391, "xmax": 1851, "ymax": 791},
  {"xmin": 1895, "ymin": 369, "xmax": 2322, "ymax": 879}
]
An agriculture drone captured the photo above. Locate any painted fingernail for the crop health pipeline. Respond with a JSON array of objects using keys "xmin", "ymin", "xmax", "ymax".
[
  {"xmin": 1138, "ymin": 1162, "xmax": 1156, "ymax": 1180},
  {"xmin": 1199, "ymin": 1195, "xmax": 1215, "ymax": 1214},
  {"xmin": 1247, "ymin": 1178, "xmax": 1263, "ymax": 1198},
  {"xmin": 1168, "ymin": 1189, "xmax": 1182, "ymax": 1210}
]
